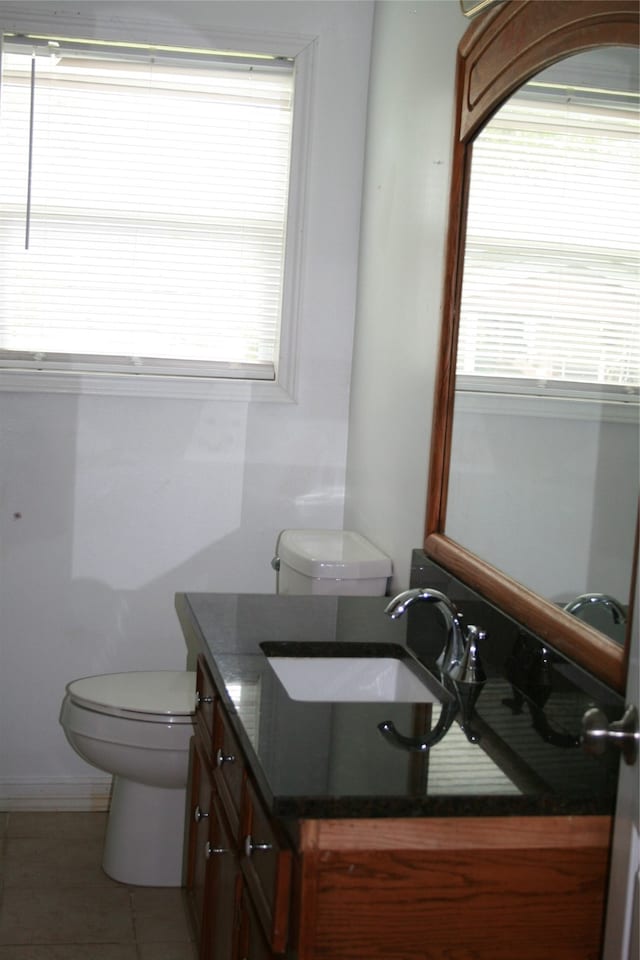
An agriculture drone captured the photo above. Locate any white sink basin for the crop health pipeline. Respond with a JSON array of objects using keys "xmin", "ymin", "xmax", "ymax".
[{"xmin": 267, "ymin": 656, "xmax": 440, "ymax": 703}]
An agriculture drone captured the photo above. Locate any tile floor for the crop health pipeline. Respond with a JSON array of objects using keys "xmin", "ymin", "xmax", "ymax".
[{"xmin": 0, "ymin": 811, "xmax": 197, "ymax": 960}]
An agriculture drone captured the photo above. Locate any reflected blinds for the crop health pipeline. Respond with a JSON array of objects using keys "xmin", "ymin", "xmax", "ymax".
[
  {"xmin": 457, "ymin": 92, "xmax": 639, "ymax": 397},
  {"xmin": 0, "ymin": 36, "xmax": 295, "ymax": 379}
]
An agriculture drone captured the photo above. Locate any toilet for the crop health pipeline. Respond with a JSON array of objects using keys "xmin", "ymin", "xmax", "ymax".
[
  {"xmin": 274, "ymin": 529, "xmax": 392, "ymax": 596},
  {"xmin": 60, "ymin": 670, "xmax": 196, "ymax": 886},
  {"xmin": 60, "ymin": 530, "xmax": 390, "ymax": 888}
]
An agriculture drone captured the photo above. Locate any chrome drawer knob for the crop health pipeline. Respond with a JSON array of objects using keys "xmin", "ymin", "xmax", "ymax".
[
  {"xmin": 216, "ymin": 747, "xmax": 235, "ymax": 767},
  {"xmin": 244, "ymin": 834, "xmax": 273, "ymax": 857},
  {"xmin": 194, "ymin": 805, "xmax": 209, "ymax": 823},
  {"xmin": 195, "ymin": 691, "xmax": 213, "ymax": 706},
  {"xmin": 205, "ymin": 841, "xmax": 227, "ymax": 858}
]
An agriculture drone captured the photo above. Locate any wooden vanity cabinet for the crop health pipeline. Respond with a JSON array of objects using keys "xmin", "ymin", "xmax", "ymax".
[
  {"xmin": 186, "ymin": 655, "xmax": 611, "ymax": 960},
  {"xmin": 187, "ymin": 656, "xmax": 291, "ymax": 960}
]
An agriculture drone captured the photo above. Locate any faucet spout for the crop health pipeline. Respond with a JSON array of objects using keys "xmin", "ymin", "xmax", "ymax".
[
  {"xmin": 384, "ymin": 587, "xmax": 466, "ymax": 673},
  {"xmin": 384, "ymin": 587, "xmax": 455, "ymax": 621},
  {"xmin": 563, "ymin": 592, "xmax": 627, "ymax": 625}
]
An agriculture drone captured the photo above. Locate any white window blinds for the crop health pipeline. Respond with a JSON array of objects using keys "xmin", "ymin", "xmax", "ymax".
[
  {"xmin": 457, "ymin": 82, "xmax": 639, "ymax": 399},
  {"xmin": 0, "ymin": 35, "xmax": 295, "ymax": 381}
]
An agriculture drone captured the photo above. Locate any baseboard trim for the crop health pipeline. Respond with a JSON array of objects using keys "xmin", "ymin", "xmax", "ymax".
[{"xmin": 0, "ymin": 776, "xmax": 112, "ymax": 811}]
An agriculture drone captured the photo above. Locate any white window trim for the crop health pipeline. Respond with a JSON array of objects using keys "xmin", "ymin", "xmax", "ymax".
[
  {"xmin": 455, "ymin": 377, "xmax": 639, "ymax": 424},
  {"xmin": 0, "ymin": 19, "xmax": 316, "ymax": 403}
]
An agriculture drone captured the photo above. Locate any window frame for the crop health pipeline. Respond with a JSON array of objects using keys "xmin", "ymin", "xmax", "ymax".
[{"xmin": 0, "ymin": 25, "xmax": 315, "ymax": 402}]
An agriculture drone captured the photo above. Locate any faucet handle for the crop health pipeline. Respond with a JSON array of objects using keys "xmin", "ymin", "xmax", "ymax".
[{"xmin": 448, "ymin": 625, "xmax": 487, "ymax": 685}]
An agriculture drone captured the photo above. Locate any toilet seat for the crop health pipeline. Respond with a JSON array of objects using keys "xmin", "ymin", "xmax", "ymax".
[{"xmin": 66, "ymin": 671, "xmax": 196, "ymax": 724}]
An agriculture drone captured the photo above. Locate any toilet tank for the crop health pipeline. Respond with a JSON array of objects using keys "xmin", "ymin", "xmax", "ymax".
[{"xmin": 274, "ymin": 529, "xmax": 392, "ymax": 596}]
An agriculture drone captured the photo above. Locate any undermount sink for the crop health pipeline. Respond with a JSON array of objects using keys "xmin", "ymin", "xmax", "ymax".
[{"xmin": 266, "ymin": 655, "xmax": 440, "ymax": 703}]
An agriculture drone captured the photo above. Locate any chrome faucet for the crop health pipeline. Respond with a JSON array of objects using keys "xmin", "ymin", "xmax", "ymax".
[
  {"xmin": 379, "ymin": 588, "xmax": 487, "ymax": 753},
  {"xmin": 563, "ymin": 592, "xmax": 627, "ymax": 625},
  {"xmin": 384, "ymin": 587, "xmax": 483, "ymax": 679}
]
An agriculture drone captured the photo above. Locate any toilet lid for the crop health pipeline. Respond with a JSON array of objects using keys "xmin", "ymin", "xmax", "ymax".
[{"xmin": 66, "ymin": 671, "xmax": 196, "ymax": 720}]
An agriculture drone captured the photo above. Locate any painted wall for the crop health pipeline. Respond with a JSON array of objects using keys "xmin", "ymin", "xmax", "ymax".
[
  {"xmin": 0, "ymin": 0, "xmax": 374, "ymax": 808},
  {"xmin": 344, "ymin": 0, "xmax": 466, "ymax": 589}
]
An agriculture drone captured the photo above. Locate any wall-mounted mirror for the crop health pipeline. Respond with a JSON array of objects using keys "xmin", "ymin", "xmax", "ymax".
[{"xmin": 425, "ymin": 0, "xmax": 639, "ymax": 693}]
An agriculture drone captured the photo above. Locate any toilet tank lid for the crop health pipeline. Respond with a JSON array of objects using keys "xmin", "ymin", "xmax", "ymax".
[
  {"xmin": 66, "ymin": 671, "xmax": 196, "ymax": 716},
  {"xmin": 276, "ymin": 529, "xmax": 392, "ymax": 580}
]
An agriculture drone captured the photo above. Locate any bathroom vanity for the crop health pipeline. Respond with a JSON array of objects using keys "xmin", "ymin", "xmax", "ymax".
[{"xmin": 175, "ymin": 579, "xmax": 621, "ymax": 960}]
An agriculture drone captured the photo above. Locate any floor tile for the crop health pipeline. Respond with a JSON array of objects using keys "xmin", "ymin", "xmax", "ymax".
[
  {"xmin": 131, "ymin": 887, "xmax": 193, "ymax": 943},
  {"xmin": 0, "ymin": 886, "xmax": 135, "ymax": 944},
  {"xmin": 0, "ymin": 947, "xmax": 137, "ymax": 960},
  {"xmin": 138, "ymin": 945, "xmax": 198, "ymax": 960},
  {"xmin": 6, "ymin": 812, "xmax": 107, "ymax": 840},
  {"xmin": 4, "ymin": 838, "xmax": 112, "ymax": 887},
  {"xmin": 0, "ymin": 812, "xmax": 194, "ymax": 954}
]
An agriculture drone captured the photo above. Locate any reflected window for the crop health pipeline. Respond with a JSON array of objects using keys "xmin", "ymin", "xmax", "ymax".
[{"xmin": 457, "ymin": 49, "xmax": 639, "ymax": 402}]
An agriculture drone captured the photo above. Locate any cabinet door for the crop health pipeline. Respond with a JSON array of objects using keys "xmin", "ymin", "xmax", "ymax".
[
  {"xmin": 241, "ymin": 777, "xmax": 292, "ymax": 954},
  {"xmin": 203, "ymin": 790, "xmax": 242, "ymax": 960},
  {"xmin": 186, "ymin": 735, "xmax": 214, "ymax": 944},
  {"xmin": 238, "ymin": 889, "xmax": 277, "ymax": 960},
  {"xmin": 195, "ymin": 655, "xmax": 216, "ymax": 757},
  {"xmin": 214, "ymin": 701, "xmax": 245, "ymax": 837}
]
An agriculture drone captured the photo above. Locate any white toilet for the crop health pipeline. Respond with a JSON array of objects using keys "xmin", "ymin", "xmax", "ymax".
[
  {"xmin": 60, "ymin": 670, "xmax": 196, "ymax": 886},
  {"xmin": 60, "ymin": 530, "xmax": 390, "ymax": 888},
  {"xmin": 274, "ymin": 529, "xmax": 392, "ymax": 595}
]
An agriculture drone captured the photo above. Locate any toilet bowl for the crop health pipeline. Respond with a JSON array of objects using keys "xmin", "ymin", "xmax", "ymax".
[{"xmin": 60, "ymin": 670, "xmax": 196, "ymax": 886}]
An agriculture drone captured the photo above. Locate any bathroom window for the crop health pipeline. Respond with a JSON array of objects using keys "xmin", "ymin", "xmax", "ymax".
[
  {"xmin": 456, "ymin": 62, "xmax": 639, "ymax": 408},
  {"xmin": 0, "ymin": 33, "xmax": 307, "ymax": 397}
]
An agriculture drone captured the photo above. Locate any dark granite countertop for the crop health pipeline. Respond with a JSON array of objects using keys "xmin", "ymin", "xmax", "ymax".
[{"xmin": 175, "ymin": 591, "xmax": 622, "ymax": 821}]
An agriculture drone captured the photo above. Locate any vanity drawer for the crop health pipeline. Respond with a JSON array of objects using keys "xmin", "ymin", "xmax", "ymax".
[
  {"xmin": 195, "ymin": 655, "xmax": 216, "ymax": 749},
  {"xmin": 185, "ymin": 734, "xmax": 213, "ymax": 942},
  {"xmin": 241, "ymin": 777, "xmax": 292, "ymax": 954},
  {"xmin": 213, "ymin": 702, "xmax": 245, "ymax": 834}
]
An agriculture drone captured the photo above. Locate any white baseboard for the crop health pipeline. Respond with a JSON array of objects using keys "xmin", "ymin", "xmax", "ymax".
[{"xmin": 0, "ymin": 776, "xmax": 112, "ymax": 811}]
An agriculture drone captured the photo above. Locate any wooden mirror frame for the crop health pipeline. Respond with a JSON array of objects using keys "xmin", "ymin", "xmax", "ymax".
[{"xmin": 424, "ymin": 0, "xmax": 639, "ymax": 693}]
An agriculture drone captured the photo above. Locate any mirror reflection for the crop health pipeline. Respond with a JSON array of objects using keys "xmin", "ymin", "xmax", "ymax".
[{"xmin": 445, "ymin": 47, "xmax": 639, "ymax": 643}]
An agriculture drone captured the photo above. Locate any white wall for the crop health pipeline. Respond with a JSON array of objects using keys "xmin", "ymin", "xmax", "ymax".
[
  {"xmin": 0, "ymin": 0, "xmax": 374, "ymax": 808},
  {"xmin": 344, "ymin": 0, "xmax": 466, "ymax": 589}
]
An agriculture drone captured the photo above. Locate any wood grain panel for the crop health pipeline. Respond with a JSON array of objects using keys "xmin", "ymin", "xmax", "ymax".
[
  {"xmin": 311, "ymin": 844, "xmax": 608, "ymax": 960},
  {"xmin": 305, "ymin": 815, "xmax": 611, "ymax": 853},
  {"xmin": 460, "ymin": 0, "xmax": 638, "ymax": 140}
]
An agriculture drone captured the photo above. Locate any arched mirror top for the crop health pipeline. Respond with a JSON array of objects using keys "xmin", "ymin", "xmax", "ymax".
[
  {"xmin": 425, "ymin": 0, "xmax": 639, "ymax": 693},
  {"xmin": 458, "ymin": 0, "xmax": 639, "ymax": 143}
]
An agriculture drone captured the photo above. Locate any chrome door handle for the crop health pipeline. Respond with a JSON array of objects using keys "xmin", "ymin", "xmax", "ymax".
[
  {"xmin": 581, "ymin": 705, "xmax": 638, "ymax": 765},
  {"xmin": 194, "ymin": 805, "xmax": 209, "ymax": 823},
  {"xmin": 195, "ymin": 691, "xmax": 213, "ymax": 706}
]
